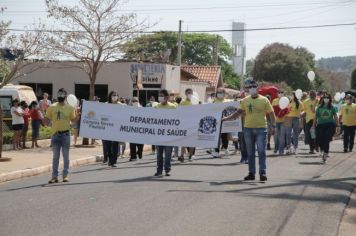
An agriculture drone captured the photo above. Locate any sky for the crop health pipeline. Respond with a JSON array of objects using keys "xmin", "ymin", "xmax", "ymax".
[{"xmin": 1, "ymin": 0, "xmax": 356, "ymax": 60}]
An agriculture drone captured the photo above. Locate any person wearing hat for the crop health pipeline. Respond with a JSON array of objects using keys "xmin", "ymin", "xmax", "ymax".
[
  {"xmin": 339, "ymin": 94, "xmax": 356, "ymax": 152},
  {"xmin": 223, "ymin": 79, "xmax": 276, "ymax": 181},
  {"xmin": 44, "ymin": 88, "xmax": 79, "ymax": 183}
]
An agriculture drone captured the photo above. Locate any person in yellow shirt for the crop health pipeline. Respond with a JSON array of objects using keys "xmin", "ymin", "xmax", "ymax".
[
  {"xmin": 302, "ymin": 90, "xmax": 319, "ymax": 154},
  {"xmin": 178, "ymin": 88, "xmax": 195, "ymax": 162},
  {"xmin": 224, "ymin": 80, "xmax": 276, "ymax": 182},
  {"xmin": 339, "ymin": 94, "xmax": 356, "ymax": 152},
  {"xmin": 44, "ymin": 88, "xmax": 78, "ymax": 184},
  {"xmin": 285, "ymin": 92, "xmax": 304, "ymax": 154},
  {"xmin": 154, "ymin": 89, "xmax": 176, "ymax": 177}
]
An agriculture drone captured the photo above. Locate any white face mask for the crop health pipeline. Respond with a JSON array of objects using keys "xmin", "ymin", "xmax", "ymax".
[
  {"xmin": 324, "ymin": 98, "xmax": 330, "ymax": 104},
  {"xmin": 132, "ymin": 102, "xmax": 139, "ymax": 107},
  {"xmin": 346, "ymin": 99, "xmax": 352, "ymax": 104},
  {"xmin": 158, "ymin": 96, "xmax": 165, "ymax": 103},
  {"xmin": 250, "ymin": 88, "xmax": 257, "ymax": 95},
  {"xmin": 187, "ymin": 94, "xmax": 192, "ymax": 100},
  {"xmin": 111, "ymin": 95, "xmax": 118, "ymax": 102},
  {"xmin": 278, "ymin": 93, "xmax": 283, "ymax": 98}
]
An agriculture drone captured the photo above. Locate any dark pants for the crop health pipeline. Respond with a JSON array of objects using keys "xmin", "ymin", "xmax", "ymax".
[
  {"xmin": 239, "ymin": 132, "xmax": 248, "ymax": 162},
  {"xmin": 156, "ymin": 146, "xmax": 173, "ymax": 174},
  {"xmin": 316, "ymin": 123, "xmax": 335, "ymax": 154},
  {"xmin": 306, "ymin": 120, "xmax": 316, "ymax": 152},
  {"xmin": 343, "ymin": 126, "xmax": 355, "ymax": 151},
  {"xmin": 130, "ymin": 143, "xmax": 144, "ymax": 159},
  {"xmin": 152, "ymin": 145, "xmax": 156, "ymax": 152},
  {"xmin": 215, "ymin": 133, "xmax": 229, "ymax": 152},
  {"xmin": 103, "ymin": 140, "xmax": 119, "ymax": 165}
]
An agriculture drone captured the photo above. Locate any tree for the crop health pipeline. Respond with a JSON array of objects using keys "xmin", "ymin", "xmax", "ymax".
[
  {"xmin": 351, "ymin": 68, "xmax": 356, "ymax": 90},
  {"xmin": 45, "ymin": 0, "xmax": 149, "ymax": 101},
  {"xmin": 252, "ymin": 43, "xmax": 316, "ymax": 90},
  {"xmin": 123, "ymin": 32, "xmax": 240, "ymax": 89}
]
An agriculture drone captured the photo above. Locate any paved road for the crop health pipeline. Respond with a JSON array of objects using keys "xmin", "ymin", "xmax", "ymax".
[{"xmin": 0, "ymin": 140, "xmax": 355, "ymax": 236}]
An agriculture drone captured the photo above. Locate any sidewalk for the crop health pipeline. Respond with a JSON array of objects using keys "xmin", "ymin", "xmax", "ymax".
[
  {"xmin": 339, "ymin": 186, "xmax": 356, "ymax": 236},
  {"xmin": 0, "ymin": 137, "xmax": 151, "ymax": 183}
]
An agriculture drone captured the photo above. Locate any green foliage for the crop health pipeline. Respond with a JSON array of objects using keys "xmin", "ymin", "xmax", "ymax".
[
  {"xmin": 253, "ymin": 43, "xmax": 316, "ymax": 91},
  {"xmin": 352, "ymin": 68, "xmax": 356, "ymax": 90},
  {"xmin": 123, "ymin": 32, "xmax": 240, "ymax": 89},
  {"xmin": 2, "ymin": 126, "xmax": 52, "ymax": 144}
]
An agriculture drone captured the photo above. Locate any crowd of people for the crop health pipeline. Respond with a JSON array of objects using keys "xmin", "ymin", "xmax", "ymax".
[{"xmin": 9, "ymin": 82, "xmax": 356, "ymax": 184}]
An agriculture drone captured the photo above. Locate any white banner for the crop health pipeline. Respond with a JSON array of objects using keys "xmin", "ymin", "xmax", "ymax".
[
  {"xmin": 79, "ymin": 101, "xmax": 231, "ymax": 148},
  {"xmin": 221, "ymin": 102, "xmax": 242, "ymax": 133}
]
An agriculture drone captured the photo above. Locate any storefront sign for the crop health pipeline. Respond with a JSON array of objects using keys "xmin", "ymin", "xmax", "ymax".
[{"xmin": 130, "ymin": 63, "xmax": 165, "ymax": 85}]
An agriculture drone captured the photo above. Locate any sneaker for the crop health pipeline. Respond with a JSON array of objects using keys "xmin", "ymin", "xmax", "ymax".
[
  {"xmin": 188, "ymin": 155, "xmax": 194, "ymax": 161},
  {"xmin": 244, "ymin": 173, "xmax": 255, "ymax": 181},
  {"xmin": 110, "ymin": 164, "xmax": 117, "ymax": 168},
  {"xmin": 224, "ymin": 149, "xmax": 230, "ymax": 156},
  {"xmin": 150, "ymin": 151, "xmax": 156, "ymax": 155},
  {"xmin": 232, "ymin": 149, "xmax": 238, "ymax": 155},
  {"xmin": 206, "ymin": 149, "xmax": 212, "ymax": 155},
  {"xmin": 286, "ymin": 148, "xmax": 291, "ymax": 155},
  {"xmin": 63, "ymin": 176, "xmax": 69, "ymax": 182},
  {"xmin": 48, "ymin": 178, "xmax": 58, "ymax": 184},
  {"xmin": 178, "ymin": 156, "xmax": 184, "ymax": 163},
  {"xmin": 260, "ymin": 174, "xmax": 267, "ymax": 181},
  {"xmin": 165, "ymin": 172, "xmax": 171, "ymax": 176},
  {"xmin": 212, "ymin": 152, "xmax": 220, "ymax": 158},
  {"xmin": 273, "ymin": 149, "xmax": 278, "ymax": 154},
  {"xmin": 349, "ymin": 149, "xmax": 353, "ymax": 152},
  {"xmin": 154, "ymin": 172, "xmax": 163, "ymax": 177},
  {"xmin": 267, "ymin": 144, "xmax": 271, "ymax": 150},
  {"xmin": 344, "ymin": 149, "xmax": 348, "ymax": 153}
]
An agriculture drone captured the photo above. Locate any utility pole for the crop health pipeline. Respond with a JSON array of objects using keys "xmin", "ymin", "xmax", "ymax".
[
  {"xmin": 177, "ymin": 20, "xmax": 183, "ymax": 66},
  {"xmin": 213, "ymin": 35, "xmax": 219, "ymax": 65}
]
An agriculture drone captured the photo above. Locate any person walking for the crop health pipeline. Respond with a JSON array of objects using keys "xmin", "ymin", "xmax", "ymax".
[
  {"xmin": 224, "ymin": 80, "xmax": 275, "ymax": 181},
  {"xmin": 29, "ymin": 101, "xmax": 43, "ymax": 148},
  {"xmin": 339, "ymin": 94, "xmax": 356, "ymax": 153},
  {"xmin": 20, "ymin": 101, "xmax": 30, "ymax": 149},
  {"xmin": 11, "ymin": 99, "xmax": 24, "ymax": 150},
  {"xmin": 129, "ymin": 97, "xmax": 144, "ymax": 161},
  {"xmin": 102, "ymin": 91, "xmax": 120, "ymax": 167},
  {"xmin": 178, "ymin": 88, "xmax": 196, "ymax": 162},
  {"xmin": 313, "ymin": 94, "xmax": 339, "ymax": 163},
  {"xmin": 44, "ymin": 88, "xmax": 78, "ymax": 183},
  {"xmin": 154, "ymin": 89, "xmax": 177, "ymax": 177},
  {"xmin": 285, "ymin": 92, "xmax": 304, "ymax": 155},
  {"xmin": 271, "ymin": 91, "xmax": 288, "ymax": 155},
  {"xmin": 302, "ymin": 90, "xmax": 319, "ymax": 154}
]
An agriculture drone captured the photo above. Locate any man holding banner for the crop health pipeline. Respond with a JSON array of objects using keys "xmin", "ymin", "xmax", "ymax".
[
  {"xmin": 154, "ymin": 89, "xmax": 177, "ymax": 177},
  {"xmin": 224, "ymin": 80, "xmax": 275, "ymax": 181}
]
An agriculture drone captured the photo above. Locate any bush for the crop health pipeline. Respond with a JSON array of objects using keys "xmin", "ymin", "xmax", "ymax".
[{"xmin": 351, "ymin": 68, "xmax": 356, "ymax": 89}]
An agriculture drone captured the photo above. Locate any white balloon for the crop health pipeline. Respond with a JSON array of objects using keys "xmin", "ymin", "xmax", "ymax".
[
  {"xmin": 340, "ymin": 92, "xmax": 346, "ymax": 99},
  {"xmin": 66, "ymin": 94, "xmax": 78, "ymax": 107},
  {"xmin": 191, "ymin": 91, "xmax": 200, "ymax": 104},
  {"xmin": 334, "ymin": 93, "xmax": 341, "ymax": 102},
  {"xmin": 295, "ymin": 89, "xmax": 303, "ymax": 100},
  {"xmin": 307, "ymin": 71, "xmax": 315, "ymax": 81},
  {"xmin": 279, "ymin": 96, "xmax": 290, "ymax": 109}
]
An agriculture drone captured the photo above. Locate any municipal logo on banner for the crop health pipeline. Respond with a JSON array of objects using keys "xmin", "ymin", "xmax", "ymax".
[
  {"xmin": 198, "ymin": 116, "xmax": 217, "ymax": 134},
  {"xmin": 222, "ymin": 106, "xmax": 238, "ymax": 117}
]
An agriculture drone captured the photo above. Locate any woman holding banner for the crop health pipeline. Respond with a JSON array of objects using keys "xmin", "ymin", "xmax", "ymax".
[{"xmin": 102, "ymin": 91, "xmax": 120, "ymax": 167}]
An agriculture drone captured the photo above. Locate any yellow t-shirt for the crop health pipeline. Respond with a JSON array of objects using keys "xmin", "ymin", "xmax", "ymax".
[
  {"xmin": 271, "ymin": 98, "xmax": 284, "ymax": 123},
  {"xmin": 240, "ymin": 95, "xmax": 273, "ymax": 128},
  {"xmin": 340, "ymin": 104, "xmax": 356, "ymax": 126},
  {"xmin": 155, "ymin": 102, "xmax": 177, "ymax": 109},
  {"xmin": 45, "ymin": 103, "xmax": 76, "ymax": 134},
  {"xmin": 287, "ymin": 101, "xmax": 304, "ymax": 117},
  {"xmin": 302, "ymin": 99, "xmax": 318, "ymax": 122},
  {"xmin": 179, "ymin": 100, "xmax": 192, "ymax": 106}
]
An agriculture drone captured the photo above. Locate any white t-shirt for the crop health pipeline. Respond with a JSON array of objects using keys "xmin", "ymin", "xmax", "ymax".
[{"xmin": 11, "ymin": 106, "xmax": 24, "ymax": 125}]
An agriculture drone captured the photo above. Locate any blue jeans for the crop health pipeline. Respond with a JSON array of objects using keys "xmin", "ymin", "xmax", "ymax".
[
  {"xmin": 286, "ymin": 117, "xmax": 300, "ymax": 149},
  {"xmin": 156, "ymin": 146, "xmax": 173, "ymax": 173},
  {"xmin": 51, "ymin": 132, "xmax": 71, "ymax": 178},
  {"xmin": 244, "ymin": 128, "xmax": 267, "ymax": 175},
  {"xmin": 274, "ymin": 122, "xmax": 286, "ymax": 154}
]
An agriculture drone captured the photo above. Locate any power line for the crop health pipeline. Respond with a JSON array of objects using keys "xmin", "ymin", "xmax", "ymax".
[{"xmin": 6, "ymin": 22, "xmax": 356, "ymax": 34}]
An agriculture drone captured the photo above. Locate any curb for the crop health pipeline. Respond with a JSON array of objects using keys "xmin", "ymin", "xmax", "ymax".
[{"xmin": 0, "ymin": 155, "xmax": 104, "ymax": 183}]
